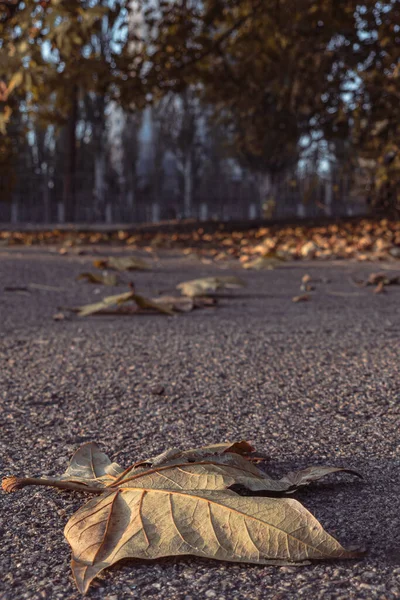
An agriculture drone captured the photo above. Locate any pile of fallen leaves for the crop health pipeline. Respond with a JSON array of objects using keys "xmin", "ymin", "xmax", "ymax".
[
  {"xmin": 2, "ymin": 441, "xmax": 363, "ymax": 594},
  {"xmin": 1, "ymin": 218, "xmax": 399, "ymax": 263}
]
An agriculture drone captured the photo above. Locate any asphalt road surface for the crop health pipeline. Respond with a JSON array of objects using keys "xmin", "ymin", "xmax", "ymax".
[{"xmin": 1, "ymin": 247, "xmax": 399, "ymax": 600}]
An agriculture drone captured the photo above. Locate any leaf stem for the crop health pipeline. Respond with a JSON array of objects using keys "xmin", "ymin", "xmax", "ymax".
[{"xmin": 2, "ymin": 476, "xmax": 103, "ymax": 495}]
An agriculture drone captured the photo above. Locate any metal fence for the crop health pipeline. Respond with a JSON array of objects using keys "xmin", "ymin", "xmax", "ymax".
[{"xmin": 0, "ymin": 169, "xmax": 367, "ymax": 225}]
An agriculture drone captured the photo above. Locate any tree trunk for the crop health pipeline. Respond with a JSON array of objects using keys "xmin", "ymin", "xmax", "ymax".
[
  {"xmin": 94, "ymin": 150, "xmax": 106, "ymax": 221},
  {"xmin": 183, "ymin": 154, "xmax": 193, "ymax": 218},
  {"xmin": 63, "ymin": 85, "xmax": 78, "ymax": 222}
]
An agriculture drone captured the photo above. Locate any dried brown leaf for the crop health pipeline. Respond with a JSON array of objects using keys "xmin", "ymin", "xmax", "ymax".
[
  {"xmin": 2, "ymin": 442, "xmax": 363, "ymax": 594},
  {"xmin": 292, "ymin": 294, "xmax": 310, "ymax": 303},
  {"xmin": 374, "ymin": 281, "xmax": 386, "ymax": 294},
  {"xmin": 77, "ymin": 272, "xmax": 119, "ymax": 286},
  {"xmin": 177, "ymin": 276, "xmax": 245, "ymax": 297},
  {"xmin": 242, "ymin": 256, "xmax": 278, "ymax": 270},
  {"xmin": 75, "ymin": 291, "xmax": 174, "ymax": 317},
  {"xmin": 93, "ymin": 256, "xmax": 151, "ymax": 271},
  {"xmin": 52, "ymin": 312, "xmax": 66, "ymax": 321}
]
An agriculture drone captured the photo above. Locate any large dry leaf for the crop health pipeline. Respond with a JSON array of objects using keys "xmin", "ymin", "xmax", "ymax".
[
  {"xmin": 2, "ymin": 441, "xmax": 362, "ymax": 594},
  {"xmin": 93, "ymin": 256, "xmax": 151, "ymax": 271},
  {"xmin": 66, "ymin": 488, "xmax": 356, "ymax": 594},
  {"xmin": 177, "ymin": 276, "xmax": 245, "ymax": 297}
]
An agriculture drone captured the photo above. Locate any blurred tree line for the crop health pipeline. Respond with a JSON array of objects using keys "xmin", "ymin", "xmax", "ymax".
[{"xmin": 0, "ymin": 0, "xmax": 399, "ymax": 221}]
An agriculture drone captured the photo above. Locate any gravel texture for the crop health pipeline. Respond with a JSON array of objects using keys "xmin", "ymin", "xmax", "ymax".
[{"xmin": 0, "ymin": 247, "xmax": 400, "ymax": 600}]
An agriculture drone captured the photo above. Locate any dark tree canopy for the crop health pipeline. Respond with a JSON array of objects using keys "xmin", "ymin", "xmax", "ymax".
[{"xmin": 0, "ymin": 0, "xmax": 399, "ymax": 214}]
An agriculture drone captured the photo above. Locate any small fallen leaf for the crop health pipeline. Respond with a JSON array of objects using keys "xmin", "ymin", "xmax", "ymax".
[
  {"xmin": 367, "ymin": 272, "xmax": 399, "ymax": 286},
  {"xmin": 292, "ymin": 294, "xmax": 310, "ymax": 303},
  {"xmin": 52, "ymin": 312, "xmax": 66, "ymax": 321},
  {"xmin": 352, "ymin": 272, "xmax": 400, "ymax": 290},
  {"xmin": 152, "ymin": 295, "xmax": 217, "ymax": 312},
  {"xmin": 151, "ymin": 295, "xmax": 194, "ymax": 312},
  {"xmin": 374, "ymin": 281, "xmax": 386, "ymax": 294},
  {"xmin": 77, "ymin": 272, "xmax": 119, "ymax": 286},
  {"xmin": 93, "ymin": 256, "xmax": 151, "ymax": 271},
  {"xmin": 72, "ymin": 291, "xmax": 174, "ymax": 317},
  {"xmin": 242, "ymin": 255, "xmax": 279, "ymax": 270},
  {"xmin": 133, "ymin": 294, "xmax": 174, "ymax": 315},
  {"xmin": 76, "ymin": 291, "xmax": 136, "ymax": 317},
  {"xmin": 2, "ymin": 441, "xmax": 363, "ymax": 594},
  {"xmin": 300, "ymin": 282, "xmax": 315, "ymax": 292},
  {"xmin": 300, "ymin": 241, "xmax": 319, "ymax": 259},
  {"xmin": 177, "ymin": 276, "xmax": 245, "ymax": 297}
]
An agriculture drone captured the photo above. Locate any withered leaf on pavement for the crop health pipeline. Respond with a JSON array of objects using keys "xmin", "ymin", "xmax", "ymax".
[
  {"xmin": 292, "ymin": 294, "xmax": 310, "ymax": 303},
  {"xmin": 242, "ymin": 253, "xmax": 285, "ymax": 270},
  {"xmin": 77, "ymin": 272, "xmax": 119, "ymax": 286},
  {"xmin": 150, "ymin": 295, "xmax": 216, "ymax": 312},
  {"xmin": 367, "ymin": 272, "xmax": 400, "ymax": 286},
  {"xmin": 93, "ymin": 256, "xmax": 152, "ymax": 271},
  {"xmin": 352, "ymin": 272, "xmax": 400, "ymax": 288},
  {"xmin": 177, "ymin": 276, "xmax": 245, "ymax": 297},
  {"xmin": 72, "ymin": 291, "xmax": 174, "ymax": 317},
  {"xmin": 2, "ymin": 441, "xmax": 363, "ymax": 594}
]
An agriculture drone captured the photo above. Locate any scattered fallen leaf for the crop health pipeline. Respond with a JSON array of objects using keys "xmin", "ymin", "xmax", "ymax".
[
  {"xmin": 151, "ymin": 295, "xmax": 217, "ymax": 312},
  {"xmin": 77, "ymin": 272, "xmax": 119, "ymax": 286},
  {"xmin": 374, "ymin": 281, "xmax": 386, "ymax": 294},
  {"xmin": 93, "ymin": 256, "xmax": 151, "ymax": 271},
  {"xmin": 177, "ymin": 276, "xmax": 245, "ymax": 297},
  {"xmin": 242, "ymin": 253, "xmax": 283, "ymax": 270},
  {"xmin": 2, "ymin": 441, "xmax": 362, "ymax": 594},
  {"xmin": 74, "ymin": 291, "xmax": 174, "ymax": 317},
  {"xmin": 367, "ymin": 272, "xmax": 400, "ymax": 286},
  {"xmin": 52, "ymin": 312, "xmax": 66, "ymax": 321},
  {"xmin": 151, "ymin": 295, "xmax": 195, "ymax": 312},
  {"xmin": 300, "ymin": 241, "xmax": 318, "ymax": 259},
  {"xmin": 300, "ymin": 274, "xmax": 315, "ymax": 292},
  {"xmin": 292, "ymin": 294, "xmax": 310, "ymax": 303},
  {"xmin": 351, "ymin": 272, "xmax": 400, "ymax": 290}
]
